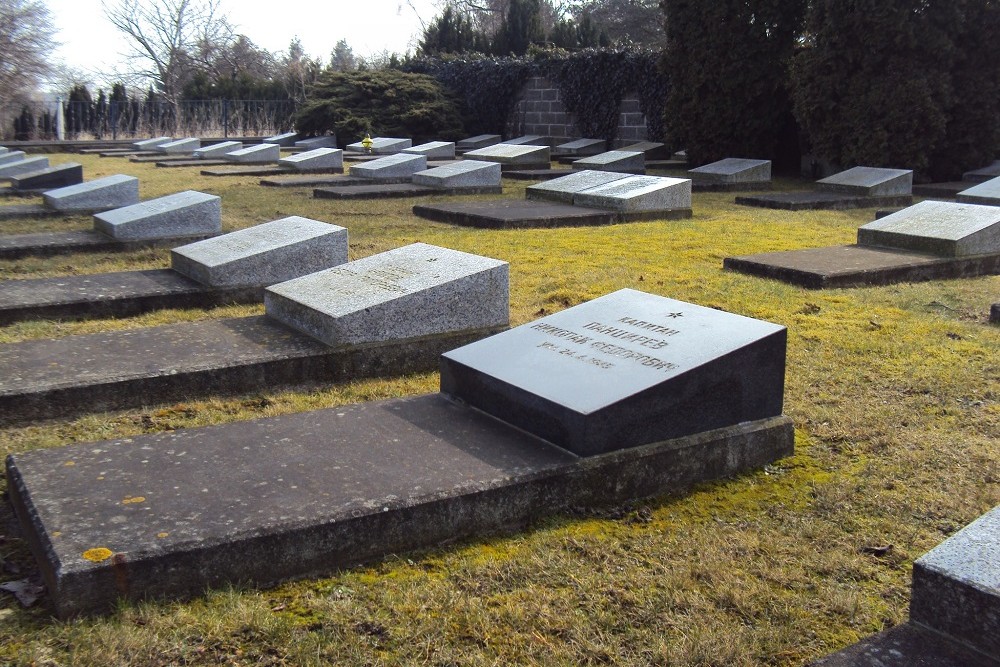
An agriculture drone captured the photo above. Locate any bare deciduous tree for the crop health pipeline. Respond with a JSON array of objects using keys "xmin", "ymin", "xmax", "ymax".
[
  {"xmin": 102, "ymin": 0, "xmax": 235, "ymax": 107},
  {"xmin": 0, "ymin": 0, "xmax": 58, "ymax": 103}
]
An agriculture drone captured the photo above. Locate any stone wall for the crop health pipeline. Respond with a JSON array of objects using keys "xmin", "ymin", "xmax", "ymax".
[{"xmin": 508, "ymin": 77, "xmax": 649, "ymax": 144}]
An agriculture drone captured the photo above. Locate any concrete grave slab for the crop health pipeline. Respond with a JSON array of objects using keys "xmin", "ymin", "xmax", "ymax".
[
  {"xmin": 504, "ymin": 135, "xmax": 548, "ymax": 146},
  {"xmin": 413, "ymin": 200, "xmax": 620, "ymax": 229},
  {"xmin": 456, "ymin": 134, "xmax": 501, "ymax": 151},
  {"xmin": 442, "ymin": 289, "xmax": 786, "ymax": 456},
  {"xmin": 263, "ymin": 132, "xmax": 299, "ymax": 146},
  {"xmin": 857, "ymin": 200, "xmax": 1000, "ymax": 257},
  {"xmin": 0, "ymin": 150, "xmax": 27, "ymax": 165},
  {"xmin": 349, "ymin": 153, "xmax": 427, "ymax": 180},
  {"xmin": 345, "ymin": 137, "xmax": 412, "ymax": 154},
  {"xmin": 260, "ymin": 174, "xmax": 371, "ymax": 188},
  {"xmin": 0, "ymin": 204, "xmax": 62, "ymax": 220},
  {"xmin": 403, "ymin": 141, "xmax": 456, "ymax": 159},
  {"xmin": 0, "ymin": 146, "xmax": 8, "ymax": 154},
  {"xmin": 913, "ymin": 181, "xmax": 967, "ymax": 198},
  {"xmin": 0, "ymin": 230, "xmax": 216, "ymax": 262},
  {"xmin": 572, "ymin": 175, "xmax": 692, "ymax": 213},
  {"xmin": 9, "ymin": 163, "xmax": 82, "ymax": 191},
  {"xmin": 156, "ymin": 138, "xmax": 200, "ymax": 154},
  {"xmin": 312, "ymin": 183, "xmax": 442, "ymax": 200},
  {"xmin": 688, "ymin": 158, "xmax": 771, "ymax": 190},
  {"xmin": 991, "ymin": 302, "xmax": 999, "ymax": 324},
  {"xmin": 132, "ymin": 137, "xmax": 172, "ymax": 150},
  {"xmin": 618, "ymin": 141, "xmax": 668, "ymax": 159},
  {"xmin": 412, "ymin": 160, "xmax": 502, "ymax": 190},
  {"xmin": 294, "ymin": 136, "xmax": 336, "ymax": 149},
  {"xmin": 956, "ymin": 176, "xmax": 1000, "ymax": 206},
  {"xmin": 810, "ymin": 622, "xmax": 1000, "ymax": 667},
  {"xmin": 503, "ymin": 168, "xmax": 575, "ymax": 181},
  {"xmin": 266, "ymin": 243, "xmax": 508, "ymax": 346},
  {"xmin": 223, "ymin": 143, "xmax": 280, "ymax": 163},
  {"xmin": 43, "ymin": 174, "xmax": 139, "ymax": 213},
  {"xmin": 194, "ymin": 141, "xmax": 243, "ymax": 159},
  {"xmin": 94, "ymin": 190, "xmax": 221, "ymax": 240},
  {"xmin": 0, "ymin": 156, "xmax": 50, "ymax": 179},
  {"xmin": 553, "ymin": 138, "xmax": 606, "ymax": 156},
  {"xmin": 817, "ymin": 166, "xmax": 913, "ymax": 197},
  {"xmin": 963, "ymin": 160, "xmax": 1000, "ymax": 183},
  {"xmin": 572, "ymin": 150, "xmax": 644, "ymax": 174},
  {"xmin": 526, "ymin": 170, "xmax": 630, "ymax": 204},
  {"xmin": 279, "ymin": 148, "xmax": 344, "ymax": 172},
  {"xmin": 464, "ymin": 143, "xmax": 550, "ymax": 170},
  {"xmin": 736, "ymin": 191, "xmax": 913, "ymax": 211}
]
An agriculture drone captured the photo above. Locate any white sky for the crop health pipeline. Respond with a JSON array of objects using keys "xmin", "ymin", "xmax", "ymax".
[{"xmin": 42, "ymin": 0, "xmax": 441, "ymax": 90}]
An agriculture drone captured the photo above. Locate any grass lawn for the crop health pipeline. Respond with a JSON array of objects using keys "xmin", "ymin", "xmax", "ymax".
[{"xmin": 0, "ymin": 153, "xmax": 997, "ymax": 665}]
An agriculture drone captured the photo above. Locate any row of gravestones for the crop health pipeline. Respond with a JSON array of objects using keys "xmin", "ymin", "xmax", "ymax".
[{"xmin": 1, "ymin": 142, "xmax": 998, "ymax": 665}]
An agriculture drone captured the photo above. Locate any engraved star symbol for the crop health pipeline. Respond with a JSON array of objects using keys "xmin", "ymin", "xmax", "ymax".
[{"xmin": 665, "ymin": 312, "xmax": 683, "ymax": 318}]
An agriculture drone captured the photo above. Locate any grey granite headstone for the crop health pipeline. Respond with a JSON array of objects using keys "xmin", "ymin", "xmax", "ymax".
[
  {"xmin": 43, "ymin": 175, "xmax": 140, "ymax": 213},
  {"xmin": 349, "ymin": 153, "xmax": 427, "ymax": 180},
  {"xmin": 572, "ymin": 150, "xmax": 644, "ymax": 173},
  {"xmin": 464, "ymin": 143, "xmax": 550, "ymax": 166},
  {"xmin": 457, "ymin": 134, "xmax": 501, "ymax": 150},
  {"xmin": 505, "ymin": 135, "xmax": 547, "ymax": 146},
  {"xmin": 817, "ymin": 166, "xmax": 913, "ymax": 196},
  {"xmin": 194, "ymin": 141, "xmax": 243, "ymax": 159},
  {"xmin": 441, "ymin": 288, "xmax": 786, "ymax": 456},
  {"xmin": 224, "ymin": 143, "xmax": 280, "ymax": 163},
  {"xmin": 0, "ymin": 150, "xmax": 26, "ymax": 165},
  {"xmin": 94, "ymin": 190, "xmax": 222, "ymax": 240},
  {"xmin": 857, "ymin": 200, "xmax": 1000, "ymax": 257},
  {"xmin": 526, "ymin": 170, "xmax": 630, "ymax": 204},
  {"xmin": 346, "ymin": 137, "xmax": 412, "ymax": 154},
  {"xmin": 9, "ymin": 163, "xmax": 82, "ymax": 190},
  {"xmin": 156, "ymin": 138, "xmax": 200, "ymax": 154},
  {"xmin": 265, "ymin": 243, "xmax": 508, "ymax": 346},
  {"xmin": 132, "ymin": 137, "xmax": 172, "ymax": 150},
  {"xmin": 263, "ymin": 132, "xmax": 299, "ymax": 146},
  {"xmin": 910, "ymin": 504, "xmax": 1000, "ymax": 658},
  {"xmin": 171, "ymin": 217, "xmax": 348, "ymax": 287},
  {"xmin": 294, "ymin": 136, "xmax": 336, "ymax": 149},
  {"xmin": 412, "ymin": 160, "xmax": 501, "ymax": 189},
  {"xmin": 956, "ymin": 176, "xmax": 1000, "ymax": 206},
  {"xmin": 963, "ymin": 160, "xmax": 1000, "ymax": 183},
  {"xmin": 573, "ymin": 175, "xmax": 692, "ymax": 212},
  {"xmin": 555, "ymin": 138, "xmax": 606, "ymax": 155},
  {"xmin": 618, "ymin": 141, "xmax": 667, "ymax": 158},
  {"xmin": 279, "ymin": 148, "xmax": 344, "ymax": 172},
  {"xmin": 0, "ymin": 146, "xmax": 8, "ymax": 154},
  {"xmin": 689, "ymin": 158, "xmax": 771, "ymax": 184},
  {"xmin": 0, "ymin": 156, "xmax": 49, "ymax": 179},
  {"xmin": 403, "ymin": 141, "xmax": 456, "ymax": 159}
]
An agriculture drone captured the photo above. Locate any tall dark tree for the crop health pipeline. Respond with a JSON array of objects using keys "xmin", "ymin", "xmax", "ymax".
[
  {"xmin": 492, "ymin": 0, "xmax": 545, "ymax": 55},
  {"xmin": 791, "ymin": 0, "xmax": 962, "ymax": 173},
  {"xmin": 662, "ymin": 0, "xmax": 805, "ymax": 168},
  {"xmin": 419, "ymin": 6, "xmax": 490, "ymax": 54}
]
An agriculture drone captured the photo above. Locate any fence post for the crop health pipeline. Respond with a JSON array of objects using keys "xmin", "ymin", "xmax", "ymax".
[
  {"xmin": 55, "ymin": 98, "xmax": 65, "ymax": 141},
  {"xmin": 223, "ymin": 99, "xmax": 229, "ymax": 138}
]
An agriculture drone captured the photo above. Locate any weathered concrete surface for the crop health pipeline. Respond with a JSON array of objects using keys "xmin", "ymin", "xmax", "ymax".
[
  {"xmin": 503, "ymin": 169, "xmax": 574, "ymax": 181},
  {"xmin": 223, "ymin": 144, "xmax": 280, "ymax": 164},
  {"xmin": 43, "ymin": 175, "xmax": 139, "ymax": 213},
  {"xmin": 817, "ymin": 167, "xmax": 912, "ymax": 196},
  {"xmin": 857, "ymin": 200, "xmax": 1000, "ymax": 257},
  {"xmin": 412, "ymin": 161, "xmax": 501, "ymax": 190},
  {"xmin": 0, "ymin": 156, "xmax": 50, "ymax": 179},
  {"xmin": 403, "ymin": 142, "xmax": 455, "ymax": 159},
  {"xmin": 0, "ymin": 204, "xmax": 60, "ymax": 220},
  {"xmin": 0, "ymin": 316, "xmax": 501, "ymax": 425},
  {"xmin": 10, "ymin": 163, "xmax": 83, "ymax": 191},
  {"xmin": 992, "ymin": 302, "xmax": 1000, "ymax": 324},
  {"xmin": 571, "ymin": 151, "xmax": 644, "ymax": 174},
  {"xmin": 913, "ymin": 182, "xmax": 966, "ymax": 198},
  {"xmin": 963, "ymin": 160, "xmax": 1000, "ymax": 183},
  {"xmin": 294, "ymin": 136, "xmax": 336, "ymax": 149},
  {"xmin": 278, "ymin": 148, "xmax": 344, "ymax": 172},
  {"xmin": 456, "ymin": 134, "xmax": 501, "ymax": 151},
  {"xmin": 413, "ymin": 199, "xmax": 690, "ymax": 228},
  {"xmin": 94, "ymin": 191, "xmax": 221, "ymax": 240},
  {"xmin": 263, "ymin": 132, "xmax": 299, "ymax": 146},
  {"xmin": 736, "ymin": 192, "xmax": 913, "ymax": 211},
  {"xmin": 312, "ymin": 183, "xmax": 501, "ymax": 200},
  {"xmin": 6, "ymin": 396, "xmax": 792, "ymax": 618},
  {"xmin": 349, "ymin": 154, "xmax": 427, "ymax": 180},
  {"xmin": 260, "ymin": 175, "xmax": 369, "ymax": 188},
  {"xmin": 552, "ymin": 138, "xmax": 606, "ymax": 156},
  {"xmin": 526, "ymin": 170, "xmax": 630, "ymax": 204},
  {"xmin": 724, "ymin": 244, "xmax": 1000, "ymax": 288},
  {"xmin": 956, "ymin": 176, "xmax": 1000, "ymax": 207},
  {"xmin": 0, "ymin": 230, "xmax": 214, "ymax": 262},
  {"xmin": 688, "ymin": 158, "xmax": 771, "ymax": 185},
  {"xmin": 345, "ymin": 137, "xmax": 412, "ymax": 154},
  {"xmin": 156, "ymin": 138, "xmax": 200, "ymax": 154},
  {"xmin": 810, "ymin": 622, "xmax": 1000, "ymax": 666},
  {"xmin": 193, "ymin": 141, "xmax": 243, "ymax": 159}
]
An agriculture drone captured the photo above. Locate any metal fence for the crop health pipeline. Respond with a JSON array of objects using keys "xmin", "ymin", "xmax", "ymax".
[{"xmin": 0, "ymin": 99, "xmax": 297, "ymax": 141}]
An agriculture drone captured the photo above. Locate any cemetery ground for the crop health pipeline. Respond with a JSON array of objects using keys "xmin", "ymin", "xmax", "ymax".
[{"xmin": 0, "ymin": 154, "xmax": 997, "ymax": 666}]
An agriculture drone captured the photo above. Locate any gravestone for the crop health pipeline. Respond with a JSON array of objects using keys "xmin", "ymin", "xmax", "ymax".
[
  {"xmin": 505, "ymin": 135, "xmax": 548, "ymax": 146},
  {"xmin": 618, "ymin": 141, "xmax": 668, "ymax": 159},
  {"xmin": 9, "ymin": 163, "xmax": 83, "ymax": 191},
  {"xmin": 573, "ymin": 175, "xmax": 692, "ymax": 213},
  {"xmin": 956, "ymin": 176, "xmax": 1000, "ymax": 206},
  {"xmin": 0, "ymin": 146, "xmax": 7, "ymax": 154},
  {"xmin": 457, "ymin": 134, "xmax": 501, "ymax": 151},
  {"xmin": 279, "ymin": 148, "xmax": 344, "ymax": 172},
  {"xmin": 224, "ymin": 143, "xmax": 280, "ymax": 163},
  {"xmin": 94, "ymin": 190, "xmax": 221, "ymax": 240},
  {"xmin": 412, "ymin": 160, "xmax": 501, "ymax": 190},
  {"xmin": 857, "ymin": 200, "xmax": 1000, "ymax": 257},
  {"xmin": 349, "ymin": 153, "xmax": 427, "ymax": 180},
  {"xmin": 171, "ymin": 217, "xmax": 348, "ymax": 288},
  {"xmin": 464, "ymin": 143, "xmax": 550, "ymax": 170},
  {"xmin": 43, "ymin": 175, "xmax": 140, "ymax": 213},
  {"xmin": 963, "ymin": 160, "xmax": 1000, "ymax": 183},
  {"xmin": 263, "ymin": 132, "xmax": 299, "ymax": 146},
  {"xmin": 572, "ymin": 150, "xmax": 644, "ymax": 174},
  {"xmin": 132, "ymin": 137, "xmax": 171, "ymax": 150},
  {"xmin": 403, "ymin": 141, "xmax": 456, "ymax": 159},
  {"xmin": 441, "ymin": 288, "xmax": 786, "ymax": 456},
  {"xmin": 554, "ymin": 138, "xmax": 606, "ymax": 156},
  {"xmin": 157, "ymin": 138, "xmax": 200, "ymax": 154},
  {"xmin": 266, "ymin": 243, "xmax": 508, "ymax": 346},
  {"xmin": 194, "ymin": 141, "xmax": 243, "ymax": 159},
  {"xmin": 689, "ymin": 158, "xmax": 771, "ymax": 187},
  {"xmin": 294, "ymin": 136, "xmax": 336, "ymax": 149},
  {"xmin": 991, "ymin": 303, "xmax": 1000, "ymax": 324},
  {"xmin": 0, "ymin": 150, "xmax": 26, "ymax": 165},
  {"xmin": 0, "ymin": 156, "xmax": 49, "ymax": 179},
  {"xmin": 817, "ymin": 166, "xmax": 912, "ymax": 197},
  {"xmin": 346, "ymin": 137, "xmax": 412, "ymax": 154},
  {"xmin": 526, "ymin": 170, "xmax": 630, "ymax": 204}
]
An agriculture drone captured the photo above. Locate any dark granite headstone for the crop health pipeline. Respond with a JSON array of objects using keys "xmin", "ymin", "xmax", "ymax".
[
  {"xmin": 441, "ymin": 288, "xmax": 786, "ymax": 456},
  {"xmin": 9, "ymin": 163, "xmax": 83, "ymax": 191}
]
